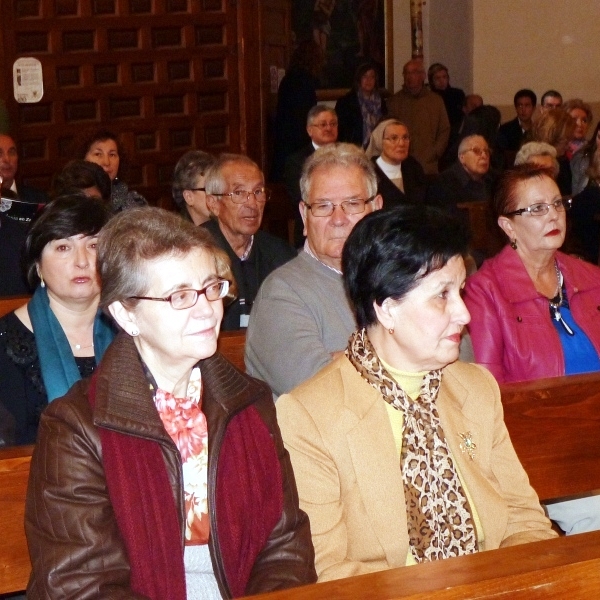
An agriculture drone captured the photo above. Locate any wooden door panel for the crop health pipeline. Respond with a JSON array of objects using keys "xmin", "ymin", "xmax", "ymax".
[{"xmin": 2, "ymin": 0, "xmax": 241, "ymax": 206}]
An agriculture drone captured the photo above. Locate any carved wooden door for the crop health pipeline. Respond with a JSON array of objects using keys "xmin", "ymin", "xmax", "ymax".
[{"xmin": 0, "ymin": 0, "xmax": 241, "ymax": 206}]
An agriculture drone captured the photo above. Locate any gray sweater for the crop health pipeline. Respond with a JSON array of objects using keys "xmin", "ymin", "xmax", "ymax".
[{"xmin": 245, "ymin": 251, "xmax": 356, "ymax": 397}]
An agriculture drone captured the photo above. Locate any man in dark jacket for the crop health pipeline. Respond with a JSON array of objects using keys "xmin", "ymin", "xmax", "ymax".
[
  {"xmin": 427, "ymin": 134, "xmax": 498, "ymax": 217},
  {"xmin": 0, "ymin": 210, "xmax": 29, "ymax": 296},
  {"xmin": 0, "ymin": 134, "xmax": 48, "ymax": 227},
  {"xmin": 496, "ymin": 89, "xmax": 537, "ymax": 155},
  {"xmin": 284, "ymin": 105, "xmax": 338, "ymax": 246},
  {"xmin": 204, "ymin": 154, "xmax": 296, "ymax": 330}
]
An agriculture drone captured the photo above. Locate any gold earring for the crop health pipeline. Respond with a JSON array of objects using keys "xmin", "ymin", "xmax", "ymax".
[
  {"xmin": 510, "ymin": 239, "xmax": 517, "ymax": 250},
  {"xmin": 388, "ymin": 327, "xmax": 394, "ymax": 335}
]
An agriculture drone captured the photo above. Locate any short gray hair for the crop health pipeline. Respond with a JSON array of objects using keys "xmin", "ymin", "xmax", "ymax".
[
  {"xmin": 172, "ymin": 150, "xmax": 215, "ymax": 207},
  {"xmin": 204, "ymin": 153, "xmax": 262, "ymax": 195},
  {"xmin": 306, "ymin": 104, "xmax": 336, "ymax": 127},
  {"xmin": 98, "ymin": 207, "xmax": 236, "ymax": 311},
  {"xmin": 458, "ymin": 134, "xmax": 487, "ymax": 156},
  {"xmin": 299, "ymin": 143, "xmax": 377, "ymax": 200},
  {"xmin": 514, "ymin": 142, "xmax": 559, "ymax": 178}
]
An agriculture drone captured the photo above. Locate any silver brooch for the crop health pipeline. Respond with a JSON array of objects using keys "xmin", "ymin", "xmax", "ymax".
[{"xmin": 459, "ymin": 431, "xmax": 477, "ymax": 460}]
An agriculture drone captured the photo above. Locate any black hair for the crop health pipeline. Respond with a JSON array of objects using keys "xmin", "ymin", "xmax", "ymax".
[
  {"xmin": 52, "ymin": 160, "xmax": 112, "ymax": 201},
  {"xmin": 513, "ymin": 89, "xmax": 537, "ymax": 107},
  {"xmin": 24, "ymin": 192, "xmax": 110, "ymax": 288},
  {"xmin": 342, "ymin": 205, "xmax": 469, "ymax": 328},
  {"xmin": 541, "ymin": 90, "xmax": 562, "ymax": 105}
]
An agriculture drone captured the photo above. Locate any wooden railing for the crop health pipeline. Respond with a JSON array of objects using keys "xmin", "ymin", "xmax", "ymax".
[
  {"xmin": 0, "ymin": 445, "xmax": 33, "ymax": 595},
  {"xmin": 246, "ymin": 529, "xmax": 600, "ymax": 599},
  {"xmin": 217, "ymin": 329, "xmax": 247, "ymax": 373}
]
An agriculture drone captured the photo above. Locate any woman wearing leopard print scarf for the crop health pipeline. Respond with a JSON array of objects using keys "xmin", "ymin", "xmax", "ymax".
[{"xmin": 277, "ymin": 205, "xmax": 556, "ymax": 582}]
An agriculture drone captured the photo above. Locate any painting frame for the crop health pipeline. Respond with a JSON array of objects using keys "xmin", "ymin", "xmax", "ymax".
[{"xmin": 291, "ymin": 0, "xmax": 394, "ymax": 101}]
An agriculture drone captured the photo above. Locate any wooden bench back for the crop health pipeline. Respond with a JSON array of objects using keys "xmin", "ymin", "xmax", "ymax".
[
  {"xmin": 500, "ymin": 371, "xmax": 600, "ymax": 501},
  {"xmin": 456, "ymin": 200, "xmax": 503, "ymax": 259},
  {"xmin": 217, "ymin": 329, "xmax": 247, "ymax": 373},
  {"xmin": 0, "ymin": 445, "xmax": 33, "ymax": 595},
  {"xmin": 0, "ymin": 295, "xmax": 30, "ymax": 318}
]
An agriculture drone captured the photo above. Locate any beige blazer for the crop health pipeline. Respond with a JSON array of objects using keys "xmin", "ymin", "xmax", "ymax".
[{"xmin": 277, "ymin": 356, "xmax": 556, "ymax": 582}]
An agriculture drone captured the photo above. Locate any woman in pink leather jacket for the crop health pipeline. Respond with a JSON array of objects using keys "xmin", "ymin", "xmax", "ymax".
[
  {"xmin": 465, "ymin": 164, "xmax": 600, "ymax": 384},
  {"xmin": 464, "ymin": 164, "xmax": 600, "ymax": 536}
]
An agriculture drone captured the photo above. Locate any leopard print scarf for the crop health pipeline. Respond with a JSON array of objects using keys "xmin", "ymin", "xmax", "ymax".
[{"xmin": 346, "ymin": 328, "xmax": 477, "ymax": 562}]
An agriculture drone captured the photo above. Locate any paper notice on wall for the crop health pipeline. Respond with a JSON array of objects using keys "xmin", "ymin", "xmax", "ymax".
[{"xmin": 13, "ymin": 57, "xmax": 44, "ymax": 103}]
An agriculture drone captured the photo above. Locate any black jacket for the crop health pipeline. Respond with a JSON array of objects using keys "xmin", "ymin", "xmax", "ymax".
[
  {"xmin": 372, "ymin": 156, "xmax": 428, "ymax": 208},
  {"xmin": 336, "ymin": 90, "xmax": 387, "ymax": 147},
  {"xmin": 4, "ymin": 183, "xmax": 48, "ymax": 227},
  {"xmin": 202, "ymin": 219, "xmax": 297, "ymax": 330}
]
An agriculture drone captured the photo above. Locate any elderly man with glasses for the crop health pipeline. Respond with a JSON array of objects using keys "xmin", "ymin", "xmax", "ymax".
[
  {"xmin": 204, "ymin": 153, "xmax": 296, "ymax": 330},
  {"xmin": 427, "ymin": 134, "xmax": 499, "ymax": 218},
  {"xmin": 284, "ymin": 104, "xmax": 339, "ymax": 246},
  {"xmin": 246, "ymin": 143, "xmax": 382, "ymax": 397}
]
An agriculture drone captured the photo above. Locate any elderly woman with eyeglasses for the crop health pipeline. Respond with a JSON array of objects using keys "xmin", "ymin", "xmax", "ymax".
[
  {"xmin": 365, "ymin": 119, "xmax": 427, "ymax": 208},
  {"xmin": 465, "ymin": 164, "xmax": 600, "ymax": 383},
  {"xmin": 25, "ymin": 207, "xmax": 316, "ymax": 599}
]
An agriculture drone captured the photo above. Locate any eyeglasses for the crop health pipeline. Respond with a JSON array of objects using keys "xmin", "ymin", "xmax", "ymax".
[
  {"xmin": 465, "ymin": 147, "xmax": 491, "ymax": 157},
  {"xmin": 188, "ymin": 187, "xmax": 205, "ymax": 192},
  {"xmin": 211, "ymin": 187, "xmax": 270, "ymax": 204},
  {"xmin": 383, "ymin": 134, "xmax": 410, "ymax": 143},
  {"xmin": 129, "ymin": 279, "xmax": 230, "ymax": 310},
  {"xmin": 504, "ymin": 197, "xmax": 572, "ymax": 217},
  {"xmin": 304, "ymin": 196, "xmax": 376, "ymax": 217},
  {"xmin": 311, "ymin": 120, "xmax": 338, "ymax": 129}
]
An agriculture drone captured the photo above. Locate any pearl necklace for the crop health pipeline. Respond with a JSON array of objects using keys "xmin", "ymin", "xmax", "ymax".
[{"xmin": 71, "ymin": 341, "xmax": 94, "ymax": 350}]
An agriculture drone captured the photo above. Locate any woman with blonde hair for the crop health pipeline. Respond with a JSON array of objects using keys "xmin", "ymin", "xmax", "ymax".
[
  {"xmin": 530, "ymin": 109, "xmax": 575, "ymax": 194},
  {"xmin": 563, "ymin": 98, "xmax": 593, "ymax": 160}
]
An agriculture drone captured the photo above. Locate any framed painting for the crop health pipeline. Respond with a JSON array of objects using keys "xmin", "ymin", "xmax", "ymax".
[{"xmin": 291, "ymin": 0, "xmax": 394, "ymax": 98}]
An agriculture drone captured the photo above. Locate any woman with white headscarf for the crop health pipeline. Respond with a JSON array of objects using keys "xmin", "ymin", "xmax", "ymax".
[{"xmin": 365, "ymin": 118, "xmax": 428, "ymax": 208}]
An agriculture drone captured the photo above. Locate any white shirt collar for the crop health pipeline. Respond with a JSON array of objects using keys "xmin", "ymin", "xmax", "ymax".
[
  {"xmin": 303, "ymin": 240, "xmax": 342, "ymax": 275},
  {"xmin": 376, "ymin": 156, "xmax": 403, "ymax": 179}
]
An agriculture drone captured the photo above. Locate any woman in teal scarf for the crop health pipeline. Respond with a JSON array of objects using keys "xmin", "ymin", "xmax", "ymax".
[{"xmin": 0, "ymin": 193, "xmax": 114, "ymax": 445}]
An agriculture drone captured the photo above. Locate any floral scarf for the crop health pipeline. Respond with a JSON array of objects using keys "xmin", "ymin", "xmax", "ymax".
[
  {"xmin": 154, "ymin": 366, "xmax": 210, "ymax": 544},
  {"xmin": 346, "ymin": 328, "xmax": 477, "ymax": 562}
]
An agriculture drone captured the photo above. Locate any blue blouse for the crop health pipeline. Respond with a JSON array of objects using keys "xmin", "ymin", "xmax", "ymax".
[{"xmin": 551, "ymin": 289, "xmax": 600, "ymax": 375}]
